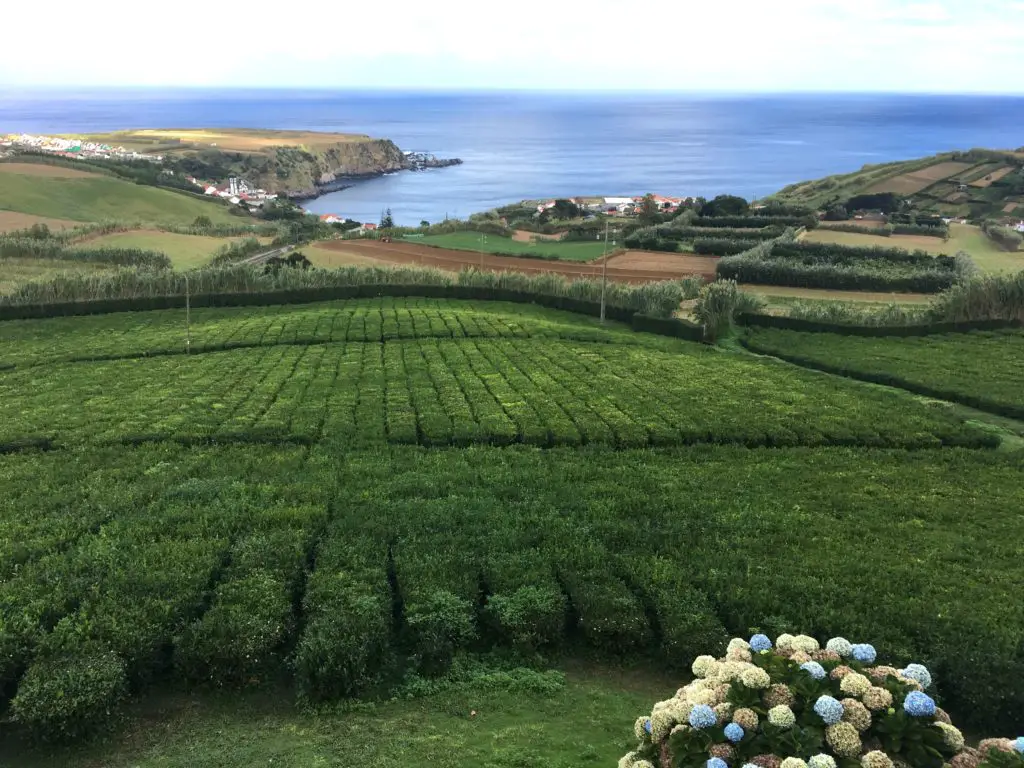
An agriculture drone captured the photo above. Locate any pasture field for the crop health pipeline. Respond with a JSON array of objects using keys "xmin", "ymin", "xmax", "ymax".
[
  {"xmin": 0, "ymin": 258, "xmax": 114, "ymax": 296},
  {"xmin": 1, "ymin": 297, "xmax": 1022, "ymax": 759},
  {"xmin": 415, "ymin": 232, "xmax": 609, "ymax": 261},
  {"xmin": 68, "ymin": 128, "xmax": 373, "ymax": 153},
  {"xmin": 0, "ymin": 210, "xmax": 80, "ymax": 234},
  {"xmin": 743, "ymin": 327, "xmax": 1024, "ymax": 418},
  {"xmin": 863, "ymin": 161, "xmax": 976, "ymax": 195},
  {"xmin": 969, "ymin": 166, "xmax": 1014, "ymax": 187},
  {"xmin": 803, "ymin": 223, "xmax": 1024, "ymax": 272},
  {"xmin": 0, "ymin": 165, "xmax": 239, "ymax": 226},
  {"xmin": 81, "ymin": 230, "xmax": 271, "ymax": 269}
]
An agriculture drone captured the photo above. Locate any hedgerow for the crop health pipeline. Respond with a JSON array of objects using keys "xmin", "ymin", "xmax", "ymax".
[
  {"xmin": 717, "ymin": 240, "xmax": 963, "ymax": 293},
  {"xmin": 0, "ymin": 236, "xmax": 171, "ymax": 269}
]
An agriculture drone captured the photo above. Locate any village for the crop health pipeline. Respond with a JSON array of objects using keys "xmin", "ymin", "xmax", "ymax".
[
  {"xmin": 0, "ymin": 133, "xmax": 161, "ymax": 163},
  {"xmin": 537, "ymin": 194, "xmax": 700, "ymax": 217}
]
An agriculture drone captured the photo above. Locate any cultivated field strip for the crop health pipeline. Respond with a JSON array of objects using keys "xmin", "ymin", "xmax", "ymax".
[
  {"xmin": 2, "ymin": 443, "xmax": 1022, "ymax": 733},
  {"xmin": 0, "ymin": 337, "xmax": 992, "ymax": 450},
  {"xmin": 743, "ymin": 328, "xmax": 1024, "ymax": 419},
  {"xmin": 0, "ymin": 298, "xmax": 641, "ymax": 369}
]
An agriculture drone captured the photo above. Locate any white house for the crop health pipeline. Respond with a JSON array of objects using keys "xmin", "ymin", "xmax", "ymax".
[
  {"xmin": 1014, "ymin": 221, "xmax": 1024, "ymax": 233},
  {"xmin": 604, "ymin": 197, "xmax": 634, "ymax": 206}
]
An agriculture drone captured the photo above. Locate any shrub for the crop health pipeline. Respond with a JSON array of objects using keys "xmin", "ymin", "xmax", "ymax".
[
  {"xmin": 929, "ymin": 272, "xmax": 1024, "ymax": 322},
  {"xmin": 983, "ymin": 224, "xmax": 1024, "ymax": 252},
  {"xmin": 485, "ymin": 586, "xmax": 567, "ymax": 653},
  {"xmin": 621, "ymin": 632, "xmax": 963, "ymax": 768},
  {"xmin": 405, "ymin": 590, "xmax": 477, "ymax": 676},
  {"xmin": 694, "ymin": 279, "xmax": 765, "ymax": 342},
  {"xmin": 10, "ymin": 651, "xmax": 127, "ymax": 742}
]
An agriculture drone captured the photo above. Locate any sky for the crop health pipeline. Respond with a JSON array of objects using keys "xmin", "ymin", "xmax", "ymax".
[{"xmin": 1, "ymin": 0, "xmax": 1023, "ymax": 93}]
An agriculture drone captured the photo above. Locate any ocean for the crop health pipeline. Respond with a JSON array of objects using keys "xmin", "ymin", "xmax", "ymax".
[{"xmin": 2, "ymin": 89, "xmax": 1023, "ymax": 226}]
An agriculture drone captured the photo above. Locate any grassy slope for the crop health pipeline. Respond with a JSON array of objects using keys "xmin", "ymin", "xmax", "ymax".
[
  {"xmin": 4, "ymin": 666, "xmax": 669, "ymax": 768},
  {"xmin": 803, "ymin": 224, "xmax": 1024, "ymax": 272},
  {"xmin": 0, "ymin": 169, "xmax": 239, "ymax": 226},
  {"xmin": 83, "ymin": 231, "xmax": 270, "ymax": 269},
  {"xmin": 415, "ymin": 232, "xmax": 608, "ymax": 261}
]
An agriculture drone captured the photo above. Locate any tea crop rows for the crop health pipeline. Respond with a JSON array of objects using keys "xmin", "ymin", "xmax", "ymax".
[
  {"xmin": 0, "ymin": 337, "xmax": 991, "ymax": 450},
  {"xmin": 743, "ymin": 327, "xmax": 1024, "ymax": 418},
  {"xmin": 0, "ymin": 297, "xmax": 1021, "ymax": 743}
]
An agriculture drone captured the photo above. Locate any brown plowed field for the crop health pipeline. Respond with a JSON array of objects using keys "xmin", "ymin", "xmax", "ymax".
[{"xmin": 317, "ymin": 240, "xmax": 718, "ymax": 283}]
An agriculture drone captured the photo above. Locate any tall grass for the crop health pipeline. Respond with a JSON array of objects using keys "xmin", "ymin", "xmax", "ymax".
[
  {"xmin": 0, "ymin": 237, "xmax": 171, "ymax": 268},
  {"xmin": 0, "ymin": 263, "xmax": 703, "ymax": 318},
  {"xmin": 787, "ymin": 301, "xmax": 929, "ymax": 326},
  {"xmin": 6, "ymin": 220, "xmax": 284, "ymax": 244},
  {"xmin": 693, "ymin": 279, "xmax": 766, "ymax": 341},
  {"xmin": 929, "ymin": 272, "xmax": 1024, "ymax": 323}
]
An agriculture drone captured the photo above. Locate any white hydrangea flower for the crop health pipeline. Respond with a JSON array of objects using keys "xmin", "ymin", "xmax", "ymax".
[
  {"xmin": 777, "ymin": 633, "xmax": 795, "ymax": 651},
  {"xmin": 740, "ymin": 667, "xmax": 772, "ymax": 689},
  {"xmin": 826, "ymin": 637, "xmax": 853, "ymax": 657},
  {"xmin": 791, "ymin": 635, "xmax": 820, "ymax": 653},
  {"xmin": 619, "ymin": 752, "xmax": 640, "ymax": 768},
  {"xmin": 728, "ymin": 637, "xmax": 752, "ymax": 653},
  {"xmin": 634, "ymin": 762, "xmax": 655, "ymax": 768},
  {"xmin": 692, "ymin": 655, "xmax": 717, "ymax": 677},
  {"xmin": 809, "ymin": 755, "xmax": 838, "ymax": 768},
  {"xmin": 651, "ymin": 708, "xmax": 677, "ymax": 741},
  {"xmin": 782, "ymin": 759, "xmax": 809, "ymax": 768},
  {"xmin": 768, "ymin": 704, "xmax": 796, "ymax": 728}
]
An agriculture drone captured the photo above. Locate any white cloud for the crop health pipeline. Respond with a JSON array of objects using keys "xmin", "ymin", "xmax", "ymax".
[{"xmin": 0, "ymin": 0, "xmax": 1022, "ymax": 92}]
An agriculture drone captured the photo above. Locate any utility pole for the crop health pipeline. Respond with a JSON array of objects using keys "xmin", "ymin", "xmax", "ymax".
[
  {"xmin": 600, "ymin": 218, "xmax": 610, "ymax": 323},
  {"xmin": 184, "ymin": 273, "xmax": 191, "ymax": 354}
]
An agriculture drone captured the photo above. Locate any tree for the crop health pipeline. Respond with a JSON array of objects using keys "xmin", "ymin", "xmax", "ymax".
[
  {"xmin": 27, "ymin": 223, "xmax": 50, "ymax": 240},
  {"xmin": 420, "ymin": 220, "xmax": 430, "ymax": 228},
  {"xmin": 824, "ymin": 203, "xmax": 849, "ymax": 221},
  {"xmin": 552, "ymin": 199, "xmax": 582, "ymax": 220},
  {"xmin": 639, "ymin": 194, "xmax": 660, "ymax": 225},
  {"xmin": 701, "ymin": 195, "xmax": 749, "ymax": 217},
  {"xmin": 380, "ymin": 209, "xmax": 394, "ymax": 229},
  {"xmin": 192, "ymin": 215, "xmax": 213, "ymax": 229}
]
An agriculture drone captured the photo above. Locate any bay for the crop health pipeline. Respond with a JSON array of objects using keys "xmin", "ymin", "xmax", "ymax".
[{"xmin": 2, "ymin": 89, "xmax": 1022, "ymax": 226}]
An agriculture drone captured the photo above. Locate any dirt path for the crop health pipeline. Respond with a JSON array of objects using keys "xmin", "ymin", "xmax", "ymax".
[{"xmin": 318, "ymin": 240, "xmax": 718, "ymax": 283}]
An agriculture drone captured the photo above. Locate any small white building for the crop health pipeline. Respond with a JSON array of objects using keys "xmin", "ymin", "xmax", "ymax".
[
  {"xmin": 604, "ymin": 197, "xmax": 634, "ymax": 206},
  {"xmin": 1014, "ymin": 221, "xmax": 1024, "ymax": 233}
]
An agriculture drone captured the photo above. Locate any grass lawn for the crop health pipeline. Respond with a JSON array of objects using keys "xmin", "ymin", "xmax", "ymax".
[
  {"xmin": 0, "ymin": 210, "xmax": 80, "ymax": 233},
  {"xmin": 0, "ymin": 167, "xmax": 240, "ymax": 226},
  {"xmin": 0, "ymin": 258, "xmax": 114, "ymax": 296},
  {"xmin": 802, "ymin": 224, "xmax": 1024, "ymax": 272},
  {"xmin": 414, "ymin": 232, "xmax": 609, "ymax": 262},
  {"xmin": 83, "ymin": 230, "xmax": 271, "ymax": 269},
  {"xmin": 1, "ymin": 664, "xmax": 670, "ymax": 768}
]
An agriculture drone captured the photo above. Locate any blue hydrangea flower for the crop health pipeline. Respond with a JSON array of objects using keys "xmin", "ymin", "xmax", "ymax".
[
  {"xmin": 707, "ymin": 759, "xmax": 729, "ymax": 768},
  {"xmin": 643, "ymin": 717, "xmax": 652, "ymax": 734},
  {"xmin": 1012, "ymin": 737, "xmax": 1023, "ymax": 754},
  {"xmin": 899, "ymin": 663, "xmax": 932, "ymax": 689},
  {"xmin": 851, "ymin": 643, "xmax": 877, "ymax": 663},
  {"xmin": 689, "ymin": 704, "xmax": 717, "ymax": 729},
  {"xmin": 750, "ymin": 633, "xmax": 772, "ymax": 652},
  {"xmin": 724, "ymin": 723, "xmax": 745, "ymax": 742},
  {"xmin": 903, "ymin": 691, "xmax": 937, "ymax": 717},
  {"xmin": 800, "ymin": 661, "xmax": 826, "ymax": 680},
  {"xmin": 813, "ymin": 695, "xmax": 845, "ymax": 725}
]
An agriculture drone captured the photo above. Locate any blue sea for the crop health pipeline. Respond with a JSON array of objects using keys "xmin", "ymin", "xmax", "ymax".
[{"xmin": 2, "ymin": 89, "xmax": 1023, "ymax": 226}]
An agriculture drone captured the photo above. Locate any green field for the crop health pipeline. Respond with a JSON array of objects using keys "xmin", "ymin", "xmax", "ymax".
[
  {"xmin": 83, "ymin": 230, "xmax": 269, "ymax": 269},
  {"xmin": 1, "ymin": 297, "xmax": 1023, "ymax": 762},
  {"xmin": 413, "ymin": 232, "xmax": 609, "ymax": 261},
  {"xmin": 804, "ymin": 224, "xmax": 1024, "ymax": 273},
  {"xmin": 0, "ymin": 166, "xmax": 239, "ymax": 226},
  {"xmin": 0, "ymin": 258, "xmax": 114, "ymax": 296},
  {"xmin": 743, "ymin": 326, "xmax": 1024, "ymax": 418}
]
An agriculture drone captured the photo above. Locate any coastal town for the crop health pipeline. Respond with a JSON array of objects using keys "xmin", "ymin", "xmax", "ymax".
[{"xmin": 0, "ymin": 133, "xmax": 162, "ymax": 162}]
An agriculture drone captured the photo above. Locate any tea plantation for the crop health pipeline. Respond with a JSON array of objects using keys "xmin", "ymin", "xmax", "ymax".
[{"xmin": 1, "ymin": 298, "xmax": 1022, "ymax": 756}]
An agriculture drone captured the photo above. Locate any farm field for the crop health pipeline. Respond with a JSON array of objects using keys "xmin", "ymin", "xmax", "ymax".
[
  {"xmin": 81, "ymin": 230, "xmax": 272, "ymax": 269},
  {"xmin": 0, "ymin": 300, "xmax": 989, "ymax": 450},
  {"xmin": 803, "ymin": 223, "xmax": 1024, "ymax": 272},
  {"xmin": 0, "ymin": 164, "xmax": 239, "ymax": 225},
  {"xmin": 69, "ymin": 128, "xmax": 373, "ymax": 152},
  {"xmin": 862, "ymin": 161, "xmax": 975, "ymax": 195},
  {"xmin": 743, "ymin": 326, "xmax": 1024, "ymax": 419},
  {"xmin": 0, "ymin": 258, "xmax": 114, "ymax": 296},
  {"xmin": 304, "ymin": 241, "xmax": 386, "ymax": 268},
  {"xmin": 0, "ymin": 210, "xmax": 80, "ymax": 233},
  {"xmin": 316, "ymin": 239, "xmax": 715, "ymax": 282},
  {"xmin": 2, "ymin": 297, "xmax": 1023, "ymax": 761},
  {"xmin": 415, "ymin": 232, "xmax": 610, "ymax": 261}
]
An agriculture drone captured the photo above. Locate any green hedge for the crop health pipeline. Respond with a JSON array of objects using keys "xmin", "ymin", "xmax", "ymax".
[{"xmin": 693, "ymin": 238, "xmax": 755, "ymax": 256}]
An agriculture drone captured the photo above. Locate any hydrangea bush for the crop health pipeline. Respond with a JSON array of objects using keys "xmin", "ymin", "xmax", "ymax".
[{"xmin": 619, "ymin": 633, "xmax": 1022, "ymax": 768}]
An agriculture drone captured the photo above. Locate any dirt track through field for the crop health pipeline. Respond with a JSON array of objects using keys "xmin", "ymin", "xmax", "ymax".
[{"xmin": 318, "ymin": 240, "xmax": 718, "ymax": 283}]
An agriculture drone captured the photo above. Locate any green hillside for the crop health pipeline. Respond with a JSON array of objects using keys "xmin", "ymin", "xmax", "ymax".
[
  {"xmin": 0, "ymin": 165, "xmax": 240, "ymax": 226},
  {"xmin": 771, "ymin": 148, "xmax": 1024, "ymax": 220}
]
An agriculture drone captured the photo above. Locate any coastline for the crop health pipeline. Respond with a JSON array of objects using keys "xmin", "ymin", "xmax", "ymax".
[{"xmin": 288, "ymin": 155, "xmax": 464, "ymax": 202}]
